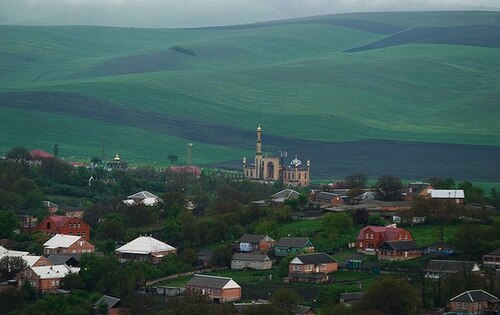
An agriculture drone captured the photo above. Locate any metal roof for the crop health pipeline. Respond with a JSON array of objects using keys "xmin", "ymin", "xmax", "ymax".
[
  {"xmin": 450, "ymin": 289, "xmax": 498, "ymax": 302},
  {"xmin": 291, "ymin": 252, "xmax": 337, "ymax": 265},
  {"xmin": 115, "ymin": 236, "xmax": 175, "ymax": 255},
  {"xmin": 186, "ymin": 274, "xmax": 240, "ymax": 290}
]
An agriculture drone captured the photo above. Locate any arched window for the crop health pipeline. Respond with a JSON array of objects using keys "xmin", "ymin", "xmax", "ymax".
[
  {"xmin": 46, "ymin": 222, "xmax": 51, "ymax": 229},
  {"xmin": 267, "ymin": 162, "xmax": 274, "ymax": 179}
]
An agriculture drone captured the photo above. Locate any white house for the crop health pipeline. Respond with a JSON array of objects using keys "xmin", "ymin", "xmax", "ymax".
[
  {"xmin": 123, "ymin": 191, "xmax": 162, "ymax": 206},
  {"xmin": 115, "ymin": 236, "xmax": 176, "ymax": 264}
]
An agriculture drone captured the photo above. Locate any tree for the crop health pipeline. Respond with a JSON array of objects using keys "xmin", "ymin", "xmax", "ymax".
[
  {"xmin": 353, "ymin": 208, "xmax": 369, "ymax": 225},
  {"xmin": 367, "ymin": 214, "xmax": 384, "ymax": 226},
  {"xmin": 322, "ymin": 212, "xmax": 353, "ymax": 240},
  {"xmin": 345, "ymin": 174, "xmax": 367, "ymax": 189},
  {"xmin": 167, "ymin": 154, "xmax": 178, "ymax": 164},
  {"xmin": 270, "ymin": 288, "xmax": 301, "ymax": 315},
  {"xmin": 5, "ymin": 146, "xmax": 31, "ymax": 161},
  {"xmin": 0, "ymin": 256, "xmax": 27, "ymax": 281},
  {"xmin": 355, "ymin": 278, "xmax": 420, "ymax": 315},
  {"xmin": 0, "ymin": 210, "xmax": 18, "ymax": 239},
  {"xmin": 209, "ymin": 245, "xmax": 232, "ymax": 267},
  {"xmin": 375, "ymin": 175, "xmax": 403, "ymax": 201}
]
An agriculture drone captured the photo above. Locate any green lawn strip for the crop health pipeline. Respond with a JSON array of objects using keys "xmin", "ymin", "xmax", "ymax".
[{"xmin": 405, "ymin": 224, "xmax": 459, "ymax": 247}]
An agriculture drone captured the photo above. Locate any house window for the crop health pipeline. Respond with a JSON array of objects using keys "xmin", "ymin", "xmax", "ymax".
[
  {"xmin": 77, "ymin": 223, "xmax": 81, "ymax": 228},
  {"xmin": 462, "ymin": 302, "xmax": 468, "ymax": 310},
  {"xmin": 51, "ymin": 280, "xmax": 55, "ymax": 287},
  {"xmin": 457, "ymin": 302, "xmax": 461, "ymax": 309},
  {"xmin": 293, "ymin": 265, "xmax": 301, "ymax": 272},
  {"xmin": 370, "ymin": 233, "xmax": 374, "ymax": 239},
  {"xmin": 404, "ymin": 234, "xmax": 408, "ymax": 240},
  {"xmin": 320, "ymin": 264, "xmax": 326, "ymax": 271},
  {"xmin": 306, "ymin": 265, "xmax": 313, "ymax": 272},
  {"xmin": 398, "ymin": 234, "xmax": 402, "ymax": 240},
  {"xmin": 365, "ymin": 233, "xmax": 369, "ymax": 239}
]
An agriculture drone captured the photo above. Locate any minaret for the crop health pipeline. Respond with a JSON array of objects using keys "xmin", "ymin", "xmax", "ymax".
[
  {"xmin": 255, "ymin": 125, "xmax": 262, "ymax": 179},
  {"xmin": 307, "ymin": 160, "xmax": 311, "ymax": 185}
]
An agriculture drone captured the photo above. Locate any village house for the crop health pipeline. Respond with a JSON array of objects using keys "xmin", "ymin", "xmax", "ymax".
[
  {"xmin": 94, "ymin": 295, "xmax": 129, "ymax": 315},
  {"xmin": 22, "ymin": 255, "xmax": 52, "ymax": 267},
  {"xmin": 47, "ymin": 253, "xmax": 87, "ymax": 267},
  {"xmin": 115, "ymin": 236, "xmax": 176, "ymax": 264},
  {"xmin": 0, "ymin": 245, "xmax": 28, "ymax": 258},
  {"xmin": 43, "ymin": 234, "xmax": 95, "ymax": 256},
  {"xmin": 483, "ymin": 248, "xmax": 500, "ymax": 269},
  {"xmin": 356, "ymin": 225, "xmax": 414, "ymax": 254},
  {"xmin": 185, "ymin": 274, "xmax": 241, "ymax": 303},
  {"xmin": 340, "ymin": 292, "xmax": 365, "ymax": 307},
  {"xmin": 377, "ymin": 240, "xmax": 421, "ymax": 261},
  {"xmin": 17, "ymin": 264, "xmax": 80, "ymax": 293},
  {"xmin": 430, "ymin": 189, "xmax": 465, "ymax": 205},
  {"xmin": 288, "ymin": 252, "xmax": 338, "ymax": 284},
  {"xmin": 310, "ymin": 191, "xmax": 345, "ymax": 207},
  {"xmin": 403, "ymin": 182, "xmax": 433, "ymax": 200},
  {"xmin": 59, "ymin": 206, "xmax": 87, "ymax": 219},
  {"xmin": 42, "ymin": 201, "xmax": 59, "ymax": 215},
  {"xmin": 425, "ymin": 260, "xmax": 480, "ymax": 280},
  {"xmin": 237, "ymin": 233, "xmax": 275, "ymax": 252},
  {"xmin": 275, "ymin": 237, "xmax": 314, "ymax": 257},
  {"xmin": 448, "ymin": 289, "xmax": 499, "ymax": 314},
  {"xmin": 231, "ymin": 252, "xmax": 272, "ymax": 270},
  {"xmin": 123, "ymin": 191, "xmax": 162, "ymax": 206},
  {"xmin": 423, "ymin": 241, "xmax": 456, "ymax": 256},
  {"xmin": 38, "ymin": 215, "xmax": 91, "ymax": 241}
]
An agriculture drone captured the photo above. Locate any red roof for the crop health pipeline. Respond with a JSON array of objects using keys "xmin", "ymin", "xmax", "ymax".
[
  {"xmin": 46, "ymin": 215, "xmax": 72, "ymax": 228},
  {"xmin": 356, "ymin": 225, "xmax": 412, "ymax": 242},
  {"xmin": 30, "ymin": 149, "xmax": 55, "ymax": 159}
]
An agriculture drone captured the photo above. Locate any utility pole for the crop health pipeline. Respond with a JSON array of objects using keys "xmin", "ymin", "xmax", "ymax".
[{"xmin": 187, "ymin": 143, "xmax": 193, "ymax": 166}]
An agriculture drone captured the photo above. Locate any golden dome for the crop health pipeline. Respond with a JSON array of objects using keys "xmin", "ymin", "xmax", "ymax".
[{"xmin": 114, "ymin": 153, "xmax": 120, "ymax": 161}]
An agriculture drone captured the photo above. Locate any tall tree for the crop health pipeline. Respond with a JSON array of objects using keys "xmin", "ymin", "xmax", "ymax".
[
  {"xmin": 167, "ymin": 154, "xmax": 178, "ymax": 164},
  {"xmin": 375, "ymin": 175, "xmax": 403, "ymax": 201},
  {"xmin": 0, "ymin": 256, "xmax": 27, "ymax": 281},
  {"xmin": 355, "ymin": 278, "xmax": 421, "ymax": 315},
  {"xmin": 5, "ymin": 146, "xmax": 31, "ymax": 161},
  {"xmin": 0, "ymin": 211, "xmax": 18, "ymax": 239},
  {"xmin": 345, "ymin": 174, "xmax": 368, "ymax": 189}
]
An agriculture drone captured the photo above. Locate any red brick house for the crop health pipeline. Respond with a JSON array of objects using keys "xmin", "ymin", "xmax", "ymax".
[
  {"xmin": 186, "ymin": 274, "xmax": 241, "ymax": 302},
  {"xmin": 237, "ymin": 234, "xmax": 275, "ymax": 252},
  {"xmin": 288, "ymin": 252, "xmax": 338, "ymax": 283},
  {"xmin": 377, "ymin": 240, "xmax": 421, "ymax": 261},
  {"xmin": 43, "ymin": 234, "xmax": 95, "ymax": 256},
  {"xmin": 17, "ymin": 264, "xmax": 80, "ymax": 293},
  {"xmin": 448, "ymin": 289, "xmax": 498, "ymax": 314},
  {"xmin": 356, "ymin": 225, "xmax": 413, "ymax": 254},
  {"xmin": 38, "ymin": 215, "xmax": 90, "ymax": 241}
]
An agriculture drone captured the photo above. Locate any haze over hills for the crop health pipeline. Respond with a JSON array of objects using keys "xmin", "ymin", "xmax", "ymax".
[{"xmin": 0, "ymin": 11, "xmax": 499, "ymax": 181}]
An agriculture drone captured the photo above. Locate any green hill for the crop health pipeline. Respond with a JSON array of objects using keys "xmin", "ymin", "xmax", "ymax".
[{"xmin": 1, "ymin": 11, "xmax": 499, "ymax": 180}]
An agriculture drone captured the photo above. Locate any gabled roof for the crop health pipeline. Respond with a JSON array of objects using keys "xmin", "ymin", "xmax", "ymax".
[
  {"xmin": 484, "ymin": 248, "xmax": 500, "ymax": 257},
  {"xmin": 47, "ymin": 254, "xmax": 82, "ymax": 266},
  {"xmin": 379, "ymin": 240, "xmax": 420, "ymax": 251},
  {"xmin": 271, "ymin": 189, "xmax": 300, "ymax": 201},
  {"xmin": 44, "ymin": 234, "xmax": 82, "ymax": 249},
  {"xmin": 42, "ymin": 215, "xmax": 73, "ymax": 228},
  {"xmin": 0, "ymin": 245, "xmax": 29, "ymax": 257},
  {"xmin": 316, "ymin": 191, "xmax": 340, "ymax": 201},
  {"xmin": 30, "ymin": 264, "xmax": 80, "ymax": 279},
  {"xmin": 21, "ymin": 255, "xmax": 45, "ymax": 267},
  {"xmin": 430, "ymin": 190, "xmax": 465, "ymax": 199},
  {"xmin": 290, "ymin": 252, "xmax": 337, "ymax": 265},
  {"xmin": 115, "ymin": 236, "xmax": 175, "ymax": 255},
  {"xmin": 450, "ymin": 289, "xmax": 498, "ymax": 302},
  {"xmin": 276, "ymin": 237, "xmax": 312, "ymax": 248},
  {"xmin": 127, "ymin": 191, "xmax": 159, "ymax": 200},
  {"xmin": 94, "ymin": 295, "xmax": 121, "ymax": 309},
  {"xmin": 340, "ymin": 292, "xmax": 364, "ymax": 302},
  {"xmin": 42, "ymin": 201, "xmax": 59, "ymax": 208},
  {"xmin": 232, "ymin": 253, "xmax": 270, "ymax": 261},
  {"xmin": 30, "ymin": 149, "xmax": 54, "ymax": 159},
  {"xmin": 238, "ymin": 233, "xmax": 274, "ymax": 244},
  {"xmin": 356, "ymin": 225, "xmax": 413, "ymax": 242},
  {"xmin": 186, "ymin": 274, "xmax": 240, "ymax": 290},
  {"xmin": 426, "ymin": 260, "xmax": 479, "ymax": 273}
]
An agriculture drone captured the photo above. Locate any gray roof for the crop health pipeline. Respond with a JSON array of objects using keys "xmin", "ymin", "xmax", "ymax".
[
  {"xmin": 238, "ymin": 233, "xmax": 274, "ymax": 244},
  {"xmin": 232, "ymin": 253, "xmax": 270, "ymax": 261},
  {"xmin": 271, "ymin": 189, "xmax": 300, "ymax": 201},
  {"xmin": 94, "ymin": 295, "xmax": 121, "ymax": 309},
  {"xmin": 294, "ymin": 252, "xmax": 337, "ymax": 265},
  {"xmin": 426, "ymin": 260, "xmax": 478, "ymax": 273},
  {"xmin": 47, "ymin": 254, "xmax": 82, "ymax": 266},
  {"xmin": 186, "ymin": 274, "xmax": 239, "ymax": 290},
  {"xmin": 127, "ymin": 191, "xmax": 159, "ymax": 200},
  {"xmin": 450, "ymin": 290, "xmax": 498, "ymax": 303},
  {"xmin": 380, "ymin": 240, "xmax": 420, "ymax": 251},
  {"xmin": 276, "ymin": 237, "xmax": 312, "ymax": 248},
  {"xmin": 340, "ymin": 292, "xmax": 364, "ymax": 303}
]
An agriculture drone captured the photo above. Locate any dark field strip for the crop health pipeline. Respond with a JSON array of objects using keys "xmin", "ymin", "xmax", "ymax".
[
  {"xmin": 346, "ymin": 25, "xmax": 500, "ymax": 52},
  {"xmin": 200, "ymin": 17, "xmax": 403, "ymax": 34},
  {"xmin": 1, "ymin": 91, "xmax": 499, "ymax": 181}
]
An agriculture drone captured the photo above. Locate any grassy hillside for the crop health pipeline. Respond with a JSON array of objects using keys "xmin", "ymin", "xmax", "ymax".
[{"xmin": 1, "ymin": 11, "xmax": 499, "ymax": 180}]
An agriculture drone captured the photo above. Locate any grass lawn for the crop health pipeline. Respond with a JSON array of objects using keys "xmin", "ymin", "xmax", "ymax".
[{"xmin": 405, "ymin": 224, "xmax": 459, "ymax": 247}]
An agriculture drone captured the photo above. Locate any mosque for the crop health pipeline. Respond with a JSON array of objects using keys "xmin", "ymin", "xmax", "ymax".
[{"xmin": 243, "ymin": 125, "xmax": 310, "ymax": 186}]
